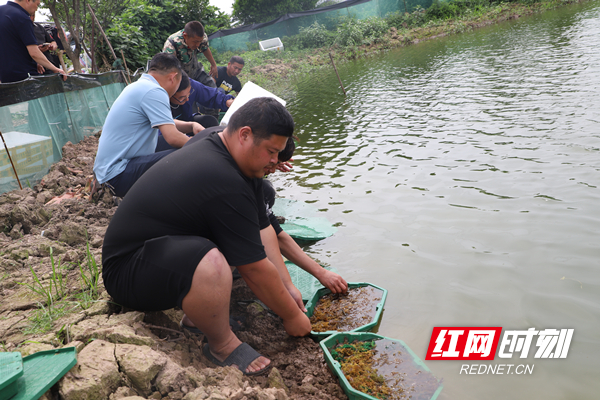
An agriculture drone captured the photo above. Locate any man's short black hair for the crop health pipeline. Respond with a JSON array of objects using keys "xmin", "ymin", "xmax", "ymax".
[
  {"xmin": 278, "ymin": 136, "xmax": 297, "ymax": 162},
  {"xmin": 184, "ymin": 21, "xmax": 205, "ymax": 38},
  {"xmin": 176, "ymin": 71, "xmax": 190, "ymax": 93},
  {"xmin": 228, "ymin": 97, "xmax": 294, "ymax": 142},
  {"xmin": 229, "ymin": 56, "xmax": 244, "ymax": 66},
  {"xmin": 148, "ymin": 53, "xmax": 182, "ymax": 75}
]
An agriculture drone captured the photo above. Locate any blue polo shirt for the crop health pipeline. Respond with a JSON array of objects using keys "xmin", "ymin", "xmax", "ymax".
[
  {"xmin": 0, "ymin": 1, "xmax": 38, "ymax": 83},
  {"xmin": 93, "ymin": 74, "xmax": 175, "ymax": 183}
]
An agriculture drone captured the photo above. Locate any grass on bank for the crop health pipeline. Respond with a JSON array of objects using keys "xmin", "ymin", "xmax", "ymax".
[
  {"xmin": 202, "ymin": 0, "xmax": 585, "ymax": 95},
  {"xmin": 18, "ymin": 242, "xmax": 102, "ymax": 335}
]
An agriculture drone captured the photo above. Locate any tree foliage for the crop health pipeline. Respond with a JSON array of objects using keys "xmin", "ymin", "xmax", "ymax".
[
  {"xmin": 99, "ymin": 0, "xmax": 232, "ymax": 70},
  {"xmin": 232, "ymin": 0, "xmax": 319, "ymax": 25},
  {"xmin": 42, "ymin": 0, "xmax": 231, "ymax": 72}
]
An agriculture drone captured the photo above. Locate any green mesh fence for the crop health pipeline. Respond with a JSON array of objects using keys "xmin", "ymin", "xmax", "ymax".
[
  {"xmin": 209, "ymin": 0, "xmax": 432, "ymax": 53},
  {"xmin": 0, "ymin": 73, "xmax": 126, "ymax": 195}
]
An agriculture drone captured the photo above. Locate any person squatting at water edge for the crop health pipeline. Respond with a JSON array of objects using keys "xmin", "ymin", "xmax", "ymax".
[
  {"xmin": 176, "ymin": 128, "xmax": 349, "ymax": 307},
  {"xmin": 92, "ymin": 53, "xmax": 204, "ymax": 198},
  {"xmin": 102, "ymin": 97, "xmax": 335, "ymax": 375},
  {"xmin": 155, "ymin": 71, "xmax": 235, "ymax": 152}
]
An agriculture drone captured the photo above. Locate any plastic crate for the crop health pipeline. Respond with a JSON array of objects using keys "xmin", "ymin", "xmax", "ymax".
[
  {"xmin": 259, "ymin": 38, "xmax": 284, "ymax": 51},
  {"xmin": 286, "ymin": 261, "xmax": 341, "ymax": 303},
  {"xmin": 305, "ymin": 282, "xmax": 387, "ymax": 340},
  {"xmin": 321, "ymin": 332, "xmax": 443, "ymax": 400},
  {"xmin": 6, "ymin": 347, "xmax": 77, "ymax": 400},
  {"xmin": 0, "ymin": 352, "xmax": 23, "ymax": 400},
  {"xmin": 272, "ymin": 198, "xmax": 337, "ymax": 243}
]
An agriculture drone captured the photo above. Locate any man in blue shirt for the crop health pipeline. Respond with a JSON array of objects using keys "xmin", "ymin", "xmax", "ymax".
[
  {"xmin": 0, "ymin": 0, "xmax": 66, "ymax": 83},
  {"xmin": 93, "ymin": 53, "xmax": 202, "ymax": 198}
]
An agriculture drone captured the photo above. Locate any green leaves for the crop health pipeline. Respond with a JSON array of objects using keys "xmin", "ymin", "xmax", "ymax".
[{"xmin": 233, "ymin": 0, "xmax": 319, "ymax": 25}]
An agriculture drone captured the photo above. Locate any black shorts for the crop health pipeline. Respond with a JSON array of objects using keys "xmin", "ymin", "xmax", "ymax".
[{"xmin": 102, "ymin": 235, "xmax": 217, "ymax": 311}]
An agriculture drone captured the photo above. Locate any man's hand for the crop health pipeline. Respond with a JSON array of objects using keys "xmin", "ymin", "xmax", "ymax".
[
  {"xmin": 49, "ymin": 42, "xmax": 58, "ymax": 51},
  {"xmin": 37, "ymin": 64, "xmax": 45, "ymax": 74},
  {"xmin": 38, "ymin": 44, "xmax": 50, "ymax": 52},
  {"xmin": 191, "ymin": 122, "xmax": 205, "ymax": 135},
  {"xmin": 209, "ymin": 64, "xmax": 218, "ymax": 80},
  {"xmin": 318, "ymin": 270, "xmax": 348, "ymax": 294},
  {"xmin": 283, "ymin": 312, "xmax": 311, "ymax": 337},
  {"xmin": 57, "ymin": 68, "xmax": 68, "ymax": 81},
  {"xmin": 226, "ymin": 98, "xmax": 234, "ymax": 108},
  {"xmin": 276, "ymin": 161, "xmax": 293, "ymax": 173},
  {"xmin": 286, "ymin": 283, "xmax": 306, "ymax": 312}
]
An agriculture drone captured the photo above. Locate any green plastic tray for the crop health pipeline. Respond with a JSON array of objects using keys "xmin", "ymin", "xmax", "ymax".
[
  {"xmin": 272, "ymin": 198, "xmax": 337, "ymax": 242},
  {"xmin": 320, "ymin": 332, "xmax": 443, "ymax": 400},
  {"xmin": 286, "ymin": 261, "xmax": 340, "ymax": 303},
  {"xmin": 0, "ymin": 352, "xmax": 23, "ymax": 400},
  {"xmin": 7, "ymin": 347, "xmax": 77, "ymax": 400},
  {"xmin": 305, "ymin": 282, "xmax": 387, "ymax": 340}
]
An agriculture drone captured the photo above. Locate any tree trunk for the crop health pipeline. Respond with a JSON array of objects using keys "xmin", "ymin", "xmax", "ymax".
[{"xmin": 47, "ymin": 2, "xmax": 82, "ymax": 73}]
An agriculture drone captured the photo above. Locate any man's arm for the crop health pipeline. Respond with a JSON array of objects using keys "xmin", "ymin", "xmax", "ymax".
[
  {"xmin": 277, "ymin": 230, "xmax": 348, "ymax": 293},
  {"xmin": 162, "ymin": 39, "xmax": 175, "ymax": 53},
  {"xmin": 190, "ymin": 80, "xmax": 234, "ymax": 110},
  {"xmin": 202, "ymin": 48, "xmax": 218, "ymax": 80},
  {"xmin": 158, "ymin": 123, "xmax": 190, "ymax": 148},
  {"xmin": 259, "ymin": 225, "xmax": 305, "ymax": 311},
  {"xmin": 27, "ymin": 45, "xmax": 67, "ymax": 80},
  {"xmin": 174, "ymin": 119, "xmax": 204, "ymax": 135},
  {"xmin": 236, "ymin": 250, "xmax": 311, "ymax": 336}
]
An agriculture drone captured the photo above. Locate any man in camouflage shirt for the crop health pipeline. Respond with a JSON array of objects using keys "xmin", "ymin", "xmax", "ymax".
[{"xmin": 163, "ymin": 21, "xmax": 217, "ymax": 89}]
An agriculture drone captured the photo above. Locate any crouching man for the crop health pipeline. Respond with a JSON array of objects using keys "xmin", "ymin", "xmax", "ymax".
[{"xmin": 101, "ymin": 97, "xmax": 311, "ymax": 375}]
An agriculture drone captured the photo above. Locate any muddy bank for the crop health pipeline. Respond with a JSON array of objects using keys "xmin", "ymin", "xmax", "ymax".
[{"xmin": 0, "ymin": 134, "xmax": 345, "ymax": 400}]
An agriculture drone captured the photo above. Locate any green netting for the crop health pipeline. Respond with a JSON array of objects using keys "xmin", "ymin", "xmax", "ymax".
[
  {"xmin": 272, "ymin": 198, "xmax": 337, "ymax": 241},
  {"xmin": 286, "ymin": 260, "xmax": 338, "ymax": 302},
  {"xmin": 209, "ymin": 0, "xmax": 432, "ymax": 53},
  {"xmin": 0, "ymin": 73, "xmax": 126, "ymax": 195}
]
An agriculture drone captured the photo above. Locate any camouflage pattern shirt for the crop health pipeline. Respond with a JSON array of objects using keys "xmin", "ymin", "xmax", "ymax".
[{"xmin": 162, "ymin": 29, "xmax": 210, "ymax": 77}]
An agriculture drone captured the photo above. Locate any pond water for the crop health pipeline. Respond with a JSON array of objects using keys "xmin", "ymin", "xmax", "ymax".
[{"xmin": 270, "ymin": 1, "xmax": 600, "ymax": 398}]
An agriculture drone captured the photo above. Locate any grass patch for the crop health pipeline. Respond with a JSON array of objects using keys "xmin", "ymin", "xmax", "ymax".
[
  {"xmin": 18, "ymin": 243, "xmax": 102, "ymax": 334},
  {"xmin": 204, "ymin": 0, "xmax": 588, "ymax": 98}
]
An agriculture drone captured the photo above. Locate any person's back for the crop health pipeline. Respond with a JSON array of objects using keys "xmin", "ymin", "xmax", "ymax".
[
  {"xmin": 0, "ymin": 0, "xmax": 39, "ymax": 82},
  {"xmin": 93, "ymin": 52, "xmax": 192, "ymax": 198},
  {"xmin": 103, "ymin": 132, "xmax": 264, "ymax": 269},
  {"xmin": 94, "ymin": 74, "xmax": 169, "ymax": 183}
]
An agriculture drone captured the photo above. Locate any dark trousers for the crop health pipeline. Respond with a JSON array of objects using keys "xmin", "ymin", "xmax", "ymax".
[{"xmin": 107, "ymin": 150, "xmax": 175, "ymax": 197}]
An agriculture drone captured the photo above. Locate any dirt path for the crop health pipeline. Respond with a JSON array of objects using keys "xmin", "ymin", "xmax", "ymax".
[{"xmin": 0, "ymin": 134, "xmax": 345, "ymax": 400}]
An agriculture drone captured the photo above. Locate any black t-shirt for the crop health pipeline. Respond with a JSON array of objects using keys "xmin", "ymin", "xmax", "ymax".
[
  {"xmin": 103, "ymin": 132, "xmax": 270, "ymax": 267},
  {"xmin": 215, "ymin": 66, "xmax": 242, "ymax": 95},
  {"xmin": 32, "ymin": 23, "xmax": 52, "ymax": 45}
]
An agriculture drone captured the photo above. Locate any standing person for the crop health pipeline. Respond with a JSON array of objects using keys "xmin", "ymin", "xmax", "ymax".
[
  {"xmin": 215, "ymin": 56, "xmax": 244, "ymax": 96},
  {"xmin": 0, "ymin": 0, "xmax": 66, "ymax": 83},
  {"xmin": 92, "ymin": 53, "xmax": 202, "ymax": 198},
  {"xmin": 102, "ymin": 97, "xmax": 312, "ymax": 376},
  {"xmin": 30, "ymin": 14, "xmax": 57, "ymax": 72},
  {"xmin": 163, "ymin": 21, "xmax": 217, "ymax": 89}
]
